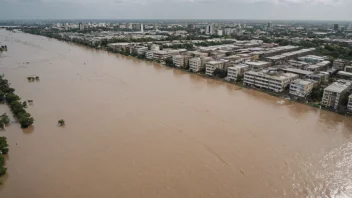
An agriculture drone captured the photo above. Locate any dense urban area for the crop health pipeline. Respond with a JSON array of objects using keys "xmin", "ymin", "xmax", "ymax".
[{"xmin": 2, "ymin": 20, "xmax": 352, "ymax": 116}]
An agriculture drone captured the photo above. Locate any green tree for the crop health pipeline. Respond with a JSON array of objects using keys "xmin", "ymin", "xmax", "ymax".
[
  {"xmin": 5, "ymin": 93, "xmax": 20, "ymax": 104},
  {"xmin": 58, "ymin": 119, "xmax": 65, "ymax": 126},
  {"xmin": 18, "ymin": 115, "xmax": 34, "ymax": 128},
  {"xmin": 0, "ymin": 137, "xmax": 8, "ymax": 154},
  {"xmin": 0, "ymin": 114, "xmax": 10, "ymax": 125}
]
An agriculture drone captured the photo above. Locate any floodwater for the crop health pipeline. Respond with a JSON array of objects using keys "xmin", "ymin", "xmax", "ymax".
[{"xmin": 0, "ymin": 29, "xmax": 351, "ymax": 198}]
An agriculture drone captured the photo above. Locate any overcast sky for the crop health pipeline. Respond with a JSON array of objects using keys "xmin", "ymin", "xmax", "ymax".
[{"xmin": 0, "ymin": 0, "xmax": 351, "ymax": 20}]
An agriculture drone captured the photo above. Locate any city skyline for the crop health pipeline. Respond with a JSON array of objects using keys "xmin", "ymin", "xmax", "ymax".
[{"xmin": 0, "ymin": 0, "xmax": 352, "ymax": 20}]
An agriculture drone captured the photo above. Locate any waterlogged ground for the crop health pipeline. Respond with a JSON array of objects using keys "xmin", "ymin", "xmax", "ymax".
[{"xmin": 0, "ymin": 30, "xmax": 352, "ymax": 198}]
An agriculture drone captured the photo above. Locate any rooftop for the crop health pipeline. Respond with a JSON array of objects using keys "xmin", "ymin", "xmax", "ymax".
[
  {"xmin": 245, "ymin": 61, "xmax": 270, "ymax": 66},
  {"xmin": 325, "ymin": 80, "xmax": 352, "ymax": 93},
  {"xmin": 292, "ymin": 79, "xmax": 316, "ymax": 86},
  {"xmin": 281, "ymin": 68, "xmax": 314, "ymax": 76},
  {"xmin": 337, "ymin": 71, "xmax": 352, "ymax": 77}
]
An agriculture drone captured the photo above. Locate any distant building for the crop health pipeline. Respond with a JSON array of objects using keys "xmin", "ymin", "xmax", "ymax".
[
  {"xmin": 217, "ymin": 30, "xmax": 223, "ymax": 36},
  {"xmin": 267, "ymin": 22, "xmax": 273, "ymax": 30},
  {"xmin": 334, "ymin": 24, "xmax": 339, "ymax": 31},
  {"xmin": 187, "ymin": 24, "xmax": 195, "ymax": 29},
  {"xmin": 244, "ymin": 69, "xmax": 299, "ymax": 93},
  {"xmin": 348, "ymin": 94, "xmax": 352, "ymax": 112},
  {"xmin": 227, "ymin": 64, "xmax": 249, "ymax": 82},
  {"xmin": 189, "ymin": 57, "xmax": 202, "ymax": 72},
  {"xmin": 321, "ymin": 80, "xmax": 352, "ymax": 109},
  {"xmin": 79, "ymin": 23, "xmax": 84, "ymax": 30},
  {"xmin": 289, "ymin": 79, "xmax": 316, "ymax": 98},
  {"xmin": 206, "ymin": 24, "xmax": 215, "ymax": 35}
]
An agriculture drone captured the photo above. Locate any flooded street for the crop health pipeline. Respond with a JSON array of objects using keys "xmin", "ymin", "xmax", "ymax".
[{"xmin": 0, "ymin": 30, "xmax": 351, "ymax": 198}]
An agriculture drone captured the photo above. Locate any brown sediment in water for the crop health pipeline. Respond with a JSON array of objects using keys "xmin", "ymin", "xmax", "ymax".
[{"xmin": 0, "ymin": 30, "xmax": 352, "ymax": 198}]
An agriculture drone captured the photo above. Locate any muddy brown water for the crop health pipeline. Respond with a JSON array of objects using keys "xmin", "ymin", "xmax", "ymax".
[{"xmin": 0, "ymin": 30, "xmax": 351, "ymax": 198}]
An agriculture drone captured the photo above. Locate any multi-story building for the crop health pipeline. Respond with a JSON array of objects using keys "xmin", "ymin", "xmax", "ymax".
[
  {"xmin": 289, "ymin": 79, "xmax": 316, "ymax": 98},
  {"xmin": 244, "ymin": 69, "xmax": 299, "ymax": 93},
  {"xmin": 244, "ymin": 61, "xmax": 271, "ymax": 70},
  {"xmin": 348, "ymin": 94, "xmax": 352, "ymax": 112},
  {"xmin": 298, "ymin": 55, "xmax": 326, "ymax": 64},
  {"xmin": 206, "ymin": 60, "xmax": 228, "ymax": 76},
  {"xmin": 189, "ymin": 57, "xmax": 202, "ymax": 72},
  {"xmin": 333, "ymin": 59, "xmax": 346, "ymax": 70},
  {"xmin": 345, "ymin": 65, "xmax": 352, "ymax": 73},
  {"xmin": 153, "ymin": 51, "xmax": 169, "ymax": 60},
  {"xmin": 227, "ymin": 64, "xmax": 249, "ymax": 82},
  {"xmin": 305, "ymin": 61, "xmax": 330, "ymax": 72},
  {"xmin": 321, "ymin": 80, "xmax": 352, "ymax": 110},
  {"xmin": 206, "ymin": 24, "xmax": 215, "ymax": 35},
  {"xmin": 136, "ymin": 47, "xmax": 148, "ymax": 56},
  {"xmin": 146, "ymin": 50, "xmax": 155, "ymax": 60},
  {"xmin": 173, "ymin": 55, "xmax": 185, "ymax": 68},
  {"xmin": 265, "ymin": 48, "xmax": 316, "ymax": 65}
]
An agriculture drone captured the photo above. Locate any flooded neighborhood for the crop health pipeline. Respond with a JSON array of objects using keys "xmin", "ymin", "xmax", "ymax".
[{"xmin": 0, "ymin": 30, "xmax": 352, "ymax": 198}]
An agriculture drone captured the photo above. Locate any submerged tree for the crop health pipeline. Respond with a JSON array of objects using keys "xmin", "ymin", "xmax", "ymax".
[
  {"xmin": 0, "ymin": 114, "xmax": 10, "ymax": 125},
  {"xmin": 58, "ymin": 119, "xmax": 65, "ymax": 126}
]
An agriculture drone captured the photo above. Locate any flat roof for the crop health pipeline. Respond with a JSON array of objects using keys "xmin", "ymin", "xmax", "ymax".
[
  {"xmin": 228, "ymin": 64, "xmax": 249, "ymax": 69},
  {"xmin": 338, "ymin": 71, "xmax": 352, "ymax": 77},
  {"xmin": 245, "ymin": 61, "xmax": 270, "ymax": 66},
  {"xmin": 281, "ymin": 68, "xmax": 314, "ymax": 76},
  {"xmin": 292, "ymin": 79, "xmax": 316, "ymax": 86},
  {"xmin": 325, "ymin": 80, "xmax": 352, "ymax": 93}
]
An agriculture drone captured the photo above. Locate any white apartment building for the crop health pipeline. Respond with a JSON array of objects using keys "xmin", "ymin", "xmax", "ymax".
[
  {"xmin": 244, "ymin": 69, "xmax": 299, "ymax": 93},
  {"xmin": 321, "ymin": 80, "xmax": 352, "ymax": 109},
  {"xmin": 289, "ymin": 79, "xmax": 316, "ymax": 98},
  {"xmin": 206, "ymin": 60, "xmax": 228, "ymax": 76},
  {"xmin": 136, "ymin": 47, "xmax": 148, "ymax": 56},
  {"xmin": 227, "ymin": 64, "xmax": 249, "ymax": 82},
  {"xmin": 173, "ymin": 55, "xmax": 185, "ymax": 68},
  {"xmin": 348, "ymin": 94, "xmax": 352, "ymax": 112},
  {"xmin": 153, "ymin": 51, "xmax": 169, "ymax": 60},
  {"xmin": 189, "ymin": 57, "xmax": 202, "ymax": 72},
  {"xmin": 333, "ymin": 59, "xmax": 346, "ymax": 70},
  {"xmin": 146, "ymin": 50, "xmax": 155, "ymax": 60}
]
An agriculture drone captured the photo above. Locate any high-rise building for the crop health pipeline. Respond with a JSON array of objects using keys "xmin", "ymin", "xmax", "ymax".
[
  {"xmin": 79, "ymin": 23, "xmax": 84, "ymax": 30},
  {"xmin": 334, "ymin": 24, "xmax": 339, "ymax": 31},
  {"xmin": 268, "ymin": 22, "xmax": 273, "ymax": 30},
  {"xmin": 187, "ymin": 24, "xmax": 195, "ymax": 29},
  {"xmin": 206, "ymin": 24, "xmax": 215, "ymax": 35},
  {"xmin": 140, "ymin": 23, "xmax": 144, "ymax": 33},
  {"xmin": 347, "ymin": 23, "xmax": 352, "ymax": 30}
]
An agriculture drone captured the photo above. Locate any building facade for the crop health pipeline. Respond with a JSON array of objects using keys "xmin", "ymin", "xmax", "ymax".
[
  {"xmin": 289, "ymin": 79, "xmax": 316, "ymax": 98},
  {"xmin": 189, "ymin": 57, "xmax": 202, "ymax": 72},
  {"xmin": 227, "ymin": 64, "xmax": 249, "ymax": 82},
  {"xmin": 321, "ymin": 80, "xmax": 352, "ymax": 110},
  {"xmin": 173, "ymin": 55, "xmax": 185, "ymax": 68},
  {"xmin": 348, "ymin": 94, "xmax": 352, "ymax": 112},
  {"xmin": 244, "ymin": 70, "xmax": 299, "ymax": 93},
  {"xmin": 205, "ymin": 60, "xmax": 227, "ymax": 76}
]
